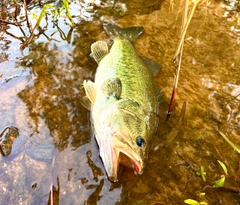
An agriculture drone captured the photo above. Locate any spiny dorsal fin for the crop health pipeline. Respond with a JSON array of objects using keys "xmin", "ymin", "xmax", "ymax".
[
  {"xmin": 140, "ymin": 56, "xmax": 162, "ymax": 77},
  {"xmin": 103, "ymin": 22, "xmax": 144, "ymax": 43},
  {"xmin": 101, "ymin": 77, "xmax": 122, "ymax": 99},
  {"xmin": 83, "ymin": 80, "xmax": 97, "ymax": 103},
  {"xmin": 81, "ymin": 96, "xmax": 92, "ymax": 110},
  {"xmin": 91, "ymin": 41, "xmax": 109, "ymax": 64}
]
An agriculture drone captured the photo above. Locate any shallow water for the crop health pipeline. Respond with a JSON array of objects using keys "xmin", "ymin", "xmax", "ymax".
[{"xmin": 0, "ymin": 0, "xmax": 240, "ymax": 204}]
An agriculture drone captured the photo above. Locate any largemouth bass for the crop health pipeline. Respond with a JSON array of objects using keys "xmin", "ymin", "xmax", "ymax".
[{"xmin": 82, "ymin": 23, "xmax": 161, "ymax": 182}]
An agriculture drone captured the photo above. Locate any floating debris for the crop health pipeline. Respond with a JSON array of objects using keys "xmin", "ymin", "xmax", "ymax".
[{"xmin": 4, "ymin": 74, "xmax": 20, "ymax": 83}]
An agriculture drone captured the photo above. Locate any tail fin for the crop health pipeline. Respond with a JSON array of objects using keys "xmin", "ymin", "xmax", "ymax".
[{"xmin": 103, "ymin": 22, "xmax": 144, "ymax": 43}]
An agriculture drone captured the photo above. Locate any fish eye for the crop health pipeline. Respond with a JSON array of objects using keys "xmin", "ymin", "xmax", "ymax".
[{"xmin": 136, "ymin": 136, "xmax": 145, "ymax": 147}]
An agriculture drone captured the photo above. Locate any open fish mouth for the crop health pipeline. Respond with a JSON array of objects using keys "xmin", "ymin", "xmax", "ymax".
[{"xmin": 100, "ymin": 134, "xmax": 144, "ymax": 182}]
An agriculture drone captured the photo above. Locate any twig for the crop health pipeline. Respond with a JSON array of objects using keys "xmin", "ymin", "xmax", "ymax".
[
  {"xmin": 20, "ymin": 4, "xmax": 56, "ymax": 49},
  {"xmin": 166, "ymin": 0, "xmax": 188, "ymax": 120},
  {"xmin": 237, "ymin": 161, "xmax": 240, "ymax": 178},
  {"xmin": 175, "ymin": 151, "xmax": 197, "ymax": 173},
  {"xmin": 173, "ymin": 0, "xmax": 201, "ymax": 63},
  {"xmin": 50, "ymin": 185, "xmax": 54, "ymax": 205},
  {"xmin": 219, "ymin": 185, "xmax": 240, "ymax": 194},
  {"xmin": 0, "ymin": 18, "xmax": 24, "ymax": 26},
  {"xmin": 23, "ymin": 0, "xmax": 31, "ymax": 30},
  {"xmin": 166, "ymin": 0, "xmax": 200, "ymax": 120}
]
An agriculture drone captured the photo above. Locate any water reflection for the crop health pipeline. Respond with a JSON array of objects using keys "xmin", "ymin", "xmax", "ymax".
[
  {"xmin": 11, "ymin": 19, "xmax": 123, "ymax": 204},
  {"xmin": 0, "ymin": 35, "xmax": 10, "ymax": 63},
  {"xmin": 17, "ymin": 41, "xmax": 91, "ymax": 150}
]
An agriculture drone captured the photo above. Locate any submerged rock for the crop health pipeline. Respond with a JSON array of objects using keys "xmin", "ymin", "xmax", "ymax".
[{"xmin": 0, "ymin": 126, "xmax": 19, "ymax": 156}]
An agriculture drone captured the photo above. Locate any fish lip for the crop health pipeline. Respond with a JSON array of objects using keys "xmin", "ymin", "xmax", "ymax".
[
  {"xmin": 100, "ymin": 134, "xmax": 144, "ymax": 182},
  {"xmin": 98, "ymin": 134, "xmax": 120, "ymax": 182},
  {"xmin": 112, "ymin": 134, "xmax": 144, "ymax": 174},
  {"xmin": 105, "ymin": 148, "xmax": 120, "ymax": 182}
]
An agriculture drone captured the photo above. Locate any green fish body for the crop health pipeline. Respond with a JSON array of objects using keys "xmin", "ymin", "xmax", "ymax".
[{"xmin": 83, "ymin": 23, "xmax": 161, "ymax": 182}]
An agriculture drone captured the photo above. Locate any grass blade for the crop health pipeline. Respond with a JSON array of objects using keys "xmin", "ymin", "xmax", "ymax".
[
  {"xmin": 218, "ymin": 131, "xmax": 240, "ymax": 154},
  {"xmin": 217, "ymin": 160, "xmax": 228, "ymax": 175}
]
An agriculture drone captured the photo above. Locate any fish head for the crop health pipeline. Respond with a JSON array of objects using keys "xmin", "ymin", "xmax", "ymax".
[{"xmin": 94, "ymin": 99, "xmax": 152, "ymax": 182}]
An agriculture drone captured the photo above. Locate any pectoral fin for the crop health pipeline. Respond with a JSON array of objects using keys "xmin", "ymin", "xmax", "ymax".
[
  {"xmin": 83, "ymin": 80, "xmax": 97, "ymax": 103},
  {"xmin": 81, "ymin": 96, "xmax": 92, "ymax": 110},
  {"xmin": 91, "ymin": 41, "xmax": 109, "ymax": 64},
  {"xmin": 101, "ymin": 77, "xmax": 122, "ymax": 99}
]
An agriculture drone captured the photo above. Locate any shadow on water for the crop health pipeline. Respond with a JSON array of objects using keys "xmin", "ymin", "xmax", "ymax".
[{"xmin": 0, "ymin": 0, "xmax": 240, "ymax": 204}]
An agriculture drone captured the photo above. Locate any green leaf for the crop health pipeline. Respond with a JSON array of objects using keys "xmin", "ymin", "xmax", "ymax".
[
  {"xmin": 200, "ymin": 166, "xmax": 206, "ymax": 182},
  {"xmin": 62, "ymin": 0, "xmax": 74, "ymax": 27},
  {"xmin": 196, "ymin": 166, "xmax": 207, "ymax": 182},
  {"xmin": 217, "ymin": 160, "xmax": 228, "ymax": 175},
  {"xmin": 218, "ymin": 131, "xmax": 240, "ymax": 154},
  {"xmin": 184, "ymin": 199, "xmax": 199, "ymax": 205},
  {"xmin": 213, "ymin": 175, "xmax": 225, "ymax": 188},
  {"xmin": 199, "ymin": 202, "xmax": 208, "ymax": 205}
]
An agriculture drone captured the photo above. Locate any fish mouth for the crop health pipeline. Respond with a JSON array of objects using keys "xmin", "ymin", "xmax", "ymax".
[{"xmin": 99, "ymin": 134, "xmax": 144, "ymax": 182}]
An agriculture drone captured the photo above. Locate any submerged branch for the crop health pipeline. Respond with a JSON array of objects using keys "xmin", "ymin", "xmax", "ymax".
[
  {"xmin": 0, "ymin": 18, "xmax": 24, "ymax": 26},
  {"xmin": 23, "ymin": 0, "xmax": 31, "ymax": 30}
]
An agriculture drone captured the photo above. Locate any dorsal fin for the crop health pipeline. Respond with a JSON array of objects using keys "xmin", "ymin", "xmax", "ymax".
[
  {"xmin": 101, "ymin": 77, "xmax": 122, "ymax": 99},
  {"xmin": 91, "ymin": 41, "xmax": 109, "ymax": 64},
  {"xmin": 83, "ymin": 80, "xmax": 97, "ymax": 103},
  {"xmin": 155, "ymin": 82, "xmax": 163, "ymax": 105},
  {"xmin": 140, "ymin": 56, "xmax": 162, "ymax": 77},
  {"xmin": 103, "ymin": 22, "xmax": 144, "ymax": 43}
]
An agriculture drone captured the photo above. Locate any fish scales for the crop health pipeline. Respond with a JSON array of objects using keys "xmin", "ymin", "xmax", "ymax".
[
  {"xmin": 95, "ymin": 38, "xmax": 157, "ymax": 115},
  {"xmin": 82, "ymin": 23, "xmax": 161, "ymax": 181}
]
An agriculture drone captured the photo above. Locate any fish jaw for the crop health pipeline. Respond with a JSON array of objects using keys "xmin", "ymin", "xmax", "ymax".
[
  {"xmin": 98, "ymin": 139, "xmax": 120, "ymax": 182},
  {"xmin": 98, "ymin": 133, "xmax": 144, "ymax": 182}
]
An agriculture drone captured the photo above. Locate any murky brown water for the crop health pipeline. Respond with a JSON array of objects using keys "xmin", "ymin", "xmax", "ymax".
[{"xmin": 0, "ymin": 0, "xmax": 240, "ymax": 204}]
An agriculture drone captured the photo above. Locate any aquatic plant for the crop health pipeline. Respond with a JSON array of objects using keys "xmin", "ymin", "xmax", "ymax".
[
  {"xmin": 196, "ymin": 160, "xmax": 228, "ymax": 188},
  {"xmin": 0, "ymin": 0, "xmax": 74, "ymax": 49},
  {"xmin": 185, "ymin": 160, "xmax": 232, "ymax": 204},
  {"xmin": 212, "ymin": 175, "xmax": 225, "ymax": 188},
  {"xmin": 20, "ymin": 0, "xmax": 74, "ymax": 49},
  {"xmin": 212, "ymin": 160, "xmax": 228, "ymax": 188},
  {"xmin": 54, "ymin": 0, "xmax": 74, "ymax": 26},
  {"xmin": 196, "ymin": 166, "xmax": 206, "ymax": 182},
  {"xmin": 184, "ymin": 192, "xmax": 208, "ymax": 205},
  {"xmin": 216, "ymin": 160, "xmax": 228, "ymax": 175}
]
